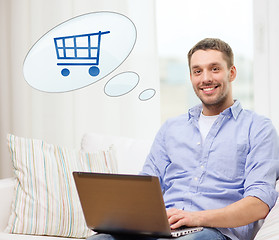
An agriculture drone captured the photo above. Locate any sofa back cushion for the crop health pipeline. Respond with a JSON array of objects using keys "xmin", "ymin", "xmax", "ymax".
[
  {"xmin": 81, "ymin": 133, "xmax": 153, "ymax": 174},
  {"xmin": 5, "ymin": 134, "xmax": 117, "ymax": 238}
]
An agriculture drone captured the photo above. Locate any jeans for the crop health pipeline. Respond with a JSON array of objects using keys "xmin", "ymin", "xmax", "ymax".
[{"xmin": 87, "ymin": 228, "xmax": 229, "ymax": 240}]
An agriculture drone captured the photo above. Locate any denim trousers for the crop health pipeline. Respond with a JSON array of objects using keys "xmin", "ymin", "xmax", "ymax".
[{"xmin": 87, "ymin": 228, "xmax": 229, "ymax": 240}]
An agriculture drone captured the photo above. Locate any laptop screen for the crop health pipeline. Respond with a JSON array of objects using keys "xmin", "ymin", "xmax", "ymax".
[{"xmin": 73, "ymin": 172, "xmax": 171, "ymax": 237}]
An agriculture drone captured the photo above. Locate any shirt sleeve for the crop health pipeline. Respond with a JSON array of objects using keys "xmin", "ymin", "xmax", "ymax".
[
  {"xmin": 140, "ymin": 121, "xmax": 171, "ymax": 191},
  {"xmin": 243, "ymin": 117, "xmax": 279, "ymax": 209}
]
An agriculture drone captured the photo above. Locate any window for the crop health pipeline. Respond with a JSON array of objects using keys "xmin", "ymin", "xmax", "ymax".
[{"xmin": 156, "ymin": 0, "xmax": 253, "ymax": 122}]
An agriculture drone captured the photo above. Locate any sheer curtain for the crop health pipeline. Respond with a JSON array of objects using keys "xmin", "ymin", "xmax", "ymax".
[
  {"xmin": 0, "ymin": 0, "xmax": 160, "ymax": 178},
  {"xmin": 253, "ymin": 0, "xmax": 279, "ymax": 132}
]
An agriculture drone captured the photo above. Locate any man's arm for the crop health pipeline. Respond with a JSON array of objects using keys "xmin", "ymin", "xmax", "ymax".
[{"xmin": 167, "ymin": 196, "xmax": 269, "ymax": 229}]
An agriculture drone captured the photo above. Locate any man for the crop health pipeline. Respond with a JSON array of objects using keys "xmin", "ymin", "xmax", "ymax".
[{"xmin": 91, "ymin": 38, "xmax": 279, "ymax": 240}]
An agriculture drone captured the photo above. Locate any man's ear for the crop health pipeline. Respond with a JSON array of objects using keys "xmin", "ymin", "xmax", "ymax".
[{"xmin": 229, "ymin": 65, "xmax": 237, "ymax": 82}]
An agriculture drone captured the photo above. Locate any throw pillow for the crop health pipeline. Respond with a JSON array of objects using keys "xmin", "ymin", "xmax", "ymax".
[{"xmin": 5, "ymin": 134, "xmax": 118, "ymax": 238}]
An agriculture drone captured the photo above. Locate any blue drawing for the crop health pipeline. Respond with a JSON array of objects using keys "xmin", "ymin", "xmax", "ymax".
[{"xmin": 53, "ymin": 31, "xmax": 110, "ymax": 77}]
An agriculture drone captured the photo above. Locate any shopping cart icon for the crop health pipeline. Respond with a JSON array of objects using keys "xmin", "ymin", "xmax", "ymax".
[{"xmin": 54, "ymin": 31, "xmax": 110, "ymax": 77}]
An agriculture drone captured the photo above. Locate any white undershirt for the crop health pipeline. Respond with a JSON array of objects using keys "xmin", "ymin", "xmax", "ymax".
[{"xmin": 198, "ymin": 112, "xmax": 219, "ymax": 142}]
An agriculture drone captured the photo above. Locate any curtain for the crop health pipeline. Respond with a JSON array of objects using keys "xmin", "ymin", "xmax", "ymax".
[
  {"xmin": 0, "ymin": 0, "xmax": 160, "ymax": 178},
  {"xmin": 253, "ymin": 0, "xmax": 279, "ymax": 134}
]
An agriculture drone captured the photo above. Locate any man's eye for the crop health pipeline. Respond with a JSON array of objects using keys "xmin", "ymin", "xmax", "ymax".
[
  {"xmin": 212, "ymin": 67, "xmax": 219, "ymax": 72},
  {"xmin": 194, "ymin": 70, "xmax": 201, "ymax": 74}
]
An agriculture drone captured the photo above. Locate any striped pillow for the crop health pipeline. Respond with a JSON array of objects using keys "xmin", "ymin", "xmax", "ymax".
[{"xmin": 5, "ymin": 134, "xmax": 118, "ymax": 238}]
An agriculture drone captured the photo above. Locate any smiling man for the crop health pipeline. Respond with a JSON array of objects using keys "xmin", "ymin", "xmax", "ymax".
[
  {"xmin": 140, "ymin": 38, "xmax": 279, "ymax": 240},
  {"xmin": 89, "ymin": 39, "xmax": 279, "ymax": 240}
]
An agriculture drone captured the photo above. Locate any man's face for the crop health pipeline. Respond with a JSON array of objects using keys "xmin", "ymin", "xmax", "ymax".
[{"xmin": 189, "ymin": 50, "xmax": 236, "ymax": 114}]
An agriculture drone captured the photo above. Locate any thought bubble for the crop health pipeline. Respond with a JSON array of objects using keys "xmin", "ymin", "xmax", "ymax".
[
  {"xmin": 23, "ymin": 12, "xmax": 137, "ymax": 93},
  {"xmin": 104, "ymin": 72, "xmax": 139, "ymax": 97},
  {"xmin": 139, "ymin": 89, "xmax": 156, "ymax": 101}
]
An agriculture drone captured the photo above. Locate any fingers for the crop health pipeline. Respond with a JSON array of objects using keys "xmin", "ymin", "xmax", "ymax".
[
  {"xmin": 170, "ymin": 219, "xmax": 185, "ymax": 229},
  {"xmin": 169, "ymin": 215, "xmax": 186, "ymax": 229},
  {"xmin": 166, "ymin": 208, "xmax": 181, "ymax": 218},
  {"xmin": 167, "ymin": 208, "xmax": 188, "ymax": 229}
]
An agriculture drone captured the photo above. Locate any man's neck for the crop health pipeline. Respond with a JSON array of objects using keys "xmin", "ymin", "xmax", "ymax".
[{"xmin": 202, "ymin": 100, "xmax": 234, "ymax": 116}]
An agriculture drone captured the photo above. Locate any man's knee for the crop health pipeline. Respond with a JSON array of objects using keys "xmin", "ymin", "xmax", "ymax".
[{"xmin": 173, "ymin": 228, "xmax": 227, "ymax": 240}]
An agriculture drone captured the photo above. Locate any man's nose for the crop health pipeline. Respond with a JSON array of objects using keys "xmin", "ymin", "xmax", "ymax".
[{"xmin": 202, "ymin": 70, "xmax": 212, "ymax": 84}]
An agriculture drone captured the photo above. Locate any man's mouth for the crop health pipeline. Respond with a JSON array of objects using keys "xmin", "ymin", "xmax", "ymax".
[
  {"xmin": 203, "ymin": 87, "xmax": 215, "ymax": 92},
  {"xmin": 200, "ymin": 85, "xmax": 218, "ymax": 93}
]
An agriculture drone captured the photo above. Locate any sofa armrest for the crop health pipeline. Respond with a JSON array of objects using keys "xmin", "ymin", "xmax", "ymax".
[
  {"xmin": 253, "ymin": 180, "xmax": 279, "ymax": 239},
  {"xmin": 0, "ymin": 178, "xmax": 15, "ymax": 232}
]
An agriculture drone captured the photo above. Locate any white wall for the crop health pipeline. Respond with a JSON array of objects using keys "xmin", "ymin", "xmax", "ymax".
[
  {"xmin": 254, "ymin": 0, "xmax": 279, "ymax": 132},
  {"xmin": 0, "ymin": 0, "xmax": 160, "ymax": 178}
]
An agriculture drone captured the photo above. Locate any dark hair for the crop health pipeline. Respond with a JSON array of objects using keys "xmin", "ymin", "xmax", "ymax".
[{"xmin": 187, "ymin": 38, "xmax": 234, "ymax": 69}]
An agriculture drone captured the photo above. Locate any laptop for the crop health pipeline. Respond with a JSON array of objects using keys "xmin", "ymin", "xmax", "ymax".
[{"xmin": 73, "ymin": 172, "xmax": 203, "ymax": 238}]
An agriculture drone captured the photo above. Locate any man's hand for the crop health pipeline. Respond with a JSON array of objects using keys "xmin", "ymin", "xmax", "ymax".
[
  {"xmin": 166, "ymin": 196, "xmax": 269, "ymax": 229},
  {"xmin": 167, "ymin": 208, "xmax": 202, "ymax": 229}
]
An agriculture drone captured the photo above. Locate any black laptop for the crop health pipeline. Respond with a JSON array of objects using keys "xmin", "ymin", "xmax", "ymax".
[{"xmin": 73, "ymin": 172, "xmax": 203, "ymax": 238}]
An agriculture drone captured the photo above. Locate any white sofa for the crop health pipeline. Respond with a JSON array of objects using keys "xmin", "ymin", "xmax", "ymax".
[
  {"xmin": 0, "ymin": 133, "xmax": 153, "ymax": 240},
  {"xmin": 0, "ymin": 133, "xmax": 278, "ymax": 240}
]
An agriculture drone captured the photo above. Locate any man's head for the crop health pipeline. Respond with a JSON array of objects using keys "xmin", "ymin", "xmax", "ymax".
[
  {"xmin": 187, "ymin": 38, "xmax": 236, "ymax": 115},
  {"xmin": 188, "ymin": 38, "xmax": 234, "ymax": 71}
]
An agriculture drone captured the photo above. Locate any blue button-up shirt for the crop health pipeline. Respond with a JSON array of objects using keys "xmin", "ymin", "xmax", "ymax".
[{"xmin": 141, "ymin": 101, "xmax": 279, "ymax": 240}]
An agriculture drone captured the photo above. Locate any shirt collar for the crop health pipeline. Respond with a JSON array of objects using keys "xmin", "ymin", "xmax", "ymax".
[{"xmin": 188, "ymin": 100, "xmax": 242, "ymax": 120}]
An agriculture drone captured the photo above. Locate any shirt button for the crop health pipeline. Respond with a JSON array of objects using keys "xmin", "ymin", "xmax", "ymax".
[
  {"xmin": 194, "ymin": 177, "xmax": 198, "ymax": 181},
  {"xmin": 200, "ymin": 165, "xmax": 204, "ymax": 169},
  {"xmin": 197, "ymin": 142, "xmax": 201, "ymax": 145}
]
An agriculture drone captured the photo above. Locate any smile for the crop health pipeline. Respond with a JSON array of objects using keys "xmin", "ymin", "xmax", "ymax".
[
  {"xmin": 201, "ymin": 86, "xmax": 218, "ymax": 93},
  {"xmin": 203, "ymin": 87, "xmax": 215, "ymax": 92}
]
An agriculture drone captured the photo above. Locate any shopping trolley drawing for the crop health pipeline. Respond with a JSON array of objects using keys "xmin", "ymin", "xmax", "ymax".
[{"xmin": 54, "ymin": 30, "xmax": 110, "ymax": 77}]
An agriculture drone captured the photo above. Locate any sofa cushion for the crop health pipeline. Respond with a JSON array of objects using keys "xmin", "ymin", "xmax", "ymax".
[
  {"xmin": 5, "ymin": 134, "xmax": 117, "ymax": 238},
  {"xmin": 0, "ymin": 232, "xmax": 79, "ymax": 240},
  {"xmin": 81, "ymin": 133, "xmax": 153, "ymax": 174}
]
